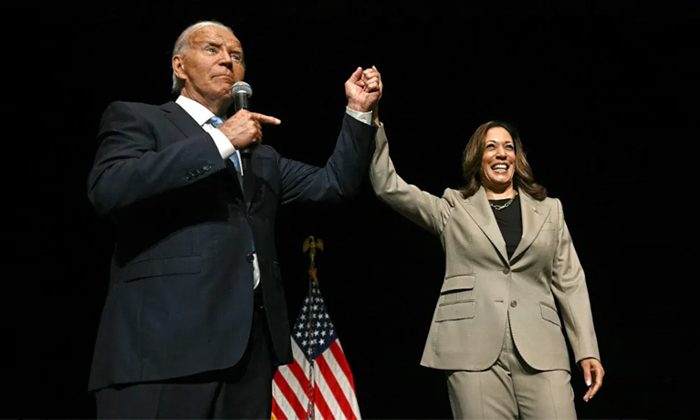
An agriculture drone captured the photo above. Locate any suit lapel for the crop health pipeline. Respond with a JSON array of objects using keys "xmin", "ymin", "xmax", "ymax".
[
  {"xmin": 510, "ymin": 190, "xmax": 551, "ymax": 261},
  {"xmin": 241, "ymin": 151, "xmax": 259, "ymax": 211},
  {"xmin": 461, "ymin": 187, "xmax": 510, "ymax": 264},
  {"xmin": 224, "ymin": 157, "xmax": 245, "ymax": 195},
  {"xmin": 160, "ymin": 101, "xmax": 205, "ymax": 139},
  {"xmin": 161, "ymin": 101, "xmax": 248, "ymax": 199}
]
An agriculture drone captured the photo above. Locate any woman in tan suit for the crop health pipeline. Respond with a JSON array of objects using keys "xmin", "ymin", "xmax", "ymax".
[{"xmin": 369, "ymin": 117, "xmax": 605, "ymax": 419}]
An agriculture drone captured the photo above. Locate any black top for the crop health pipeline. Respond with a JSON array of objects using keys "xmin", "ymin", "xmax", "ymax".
[{"xmin": 489, "ymin": 194, "xmax": 522, "ymax": 259}]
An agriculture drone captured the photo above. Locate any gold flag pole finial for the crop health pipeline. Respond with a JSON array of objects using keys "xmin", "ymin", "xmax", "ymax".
[{"xmin": 302, "ymin": 236, "xmax": 324, "ymax": 284}]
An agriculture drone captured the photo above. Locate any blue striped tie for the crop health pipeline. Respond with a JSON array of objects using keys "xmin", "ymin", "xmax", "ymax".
[{"xmin": 209, "ymin": 116, "xmax": 241, "ymax": 173}]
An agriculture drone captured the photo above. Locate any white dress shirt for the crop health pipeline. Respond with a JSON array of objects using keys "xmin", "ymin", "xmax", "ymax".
[{"xmin": 175, "ymin": 95, "xmax": 372, "ymax": 289}]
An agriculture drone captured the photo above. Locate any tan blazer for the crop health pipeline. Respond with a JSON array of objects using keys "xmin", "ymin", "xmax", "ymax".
[{"xmin": 370, "ymin": 125, "xmax": 600, "ymax": 372}]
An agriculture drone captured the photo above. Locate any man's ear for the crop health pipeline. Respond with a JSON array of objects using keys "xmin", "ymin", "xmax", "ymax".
[{"xmin": 172, "ymin": 55, "xmax": 186, "ymax": 81}]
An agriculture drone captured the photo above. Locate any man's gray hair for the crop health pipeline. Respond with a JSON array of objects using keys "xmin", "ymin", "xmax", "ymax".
[{"xmin": 171, "ymin": 21, "xmax": 235, "ymax": 94}]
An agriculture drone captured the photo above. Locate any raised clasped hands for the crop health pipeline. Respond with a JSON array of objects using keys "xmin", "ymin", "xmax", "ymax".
[{"xmin": 345, "ymin": 66, "xmax": 383, "ymax": 122}]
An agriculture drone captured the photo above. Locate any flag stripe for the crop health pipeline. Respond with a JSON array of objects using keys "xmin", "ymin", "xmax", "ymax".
[
  {"xmin": 317, "ymin": 353, "xmax": 356, "ymax": 420},
  {"xmin": 272, "ymin": 375, "xmax": 300, "ymax": 420},
  {"xmin": 323, "ymin": 345, "xmax": 356, "ymax": 397},
  {"xmin": 278, "ymin": 363, "xmax": 310, "ymax": 409},
  {"xmin": 330, "ymin": 341, "xmax": 356, "ymax": 388},
  {"xmin": 271, "ymin": 397, "xmax": 284, "ymax": 420},
  {"xmin": 312, "ymin": 358, "xmax": 345, "ymax": 420},
  {"xmin": 273, "ymin": 370, "xmax": 307, "ymax": 420},
  {"xmin": 288, "ymin": 357, "xmax": 311, "ymax": 396},
  {"xmin": 313, "ymin": 379, "xmax": 336, "ymax": 420},
  {"xmin": 322, "ymin": 345, "xmax": 360, "ymax": 418}
]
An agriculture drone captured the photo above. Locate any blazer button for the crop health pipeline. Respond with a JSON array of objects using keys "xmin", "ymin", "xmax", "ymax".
[
  {"xmin": 510, "ymin": 300, "xmax": 517, "ymax": 308},
  {"xmin": 502, "ymin": 268, "xmax": 511, "ymax": 274},
  {"xmin": 246, "ymin": 253, "xmax": 254, "ymax": 263}
]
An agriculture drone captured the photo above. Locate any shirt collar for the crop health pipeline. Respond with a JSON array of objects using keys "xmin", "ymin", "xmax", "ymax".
[{"xmin": 175, "ymin": 95, "xmax": 218, "ymax": 126}]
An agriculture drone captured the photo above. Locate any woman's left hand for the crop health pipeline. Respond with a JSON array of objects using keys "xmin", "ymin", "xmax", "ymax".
[{"xmin": 580, "ymin": 358, "xmax": 605, "ymax": 402}]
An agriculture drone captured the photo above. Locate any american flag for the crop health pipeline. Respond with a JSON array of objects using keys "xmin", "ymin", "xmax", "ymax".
[{"xmin": 271, "ymin": 273, "xmax": 361, "ymax": 420}]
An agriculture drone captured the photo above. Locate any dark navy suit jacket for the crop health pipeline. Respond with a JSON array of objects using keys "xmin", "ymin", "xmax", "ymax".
[{"xmin": 87, "ymin": 100, "xmax": 376, "ymax": 391}]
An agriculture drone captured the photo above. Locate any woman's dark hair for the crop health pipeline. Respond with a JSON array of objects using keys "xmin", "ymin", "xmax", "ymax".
[{"xmin": 459, "ymin": 120, "xmax": 547, "ymax": 201}]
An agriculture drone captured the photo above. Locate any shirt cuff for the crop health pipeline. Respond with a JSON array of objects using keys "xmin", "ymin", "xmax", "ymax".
[
  {"xmin": 345, "ymin": 107, "xmax": 373, "ymax": 126},
  {"xmin": 210, "ymin": 128, "xmax": 236, "ymax": 159}
]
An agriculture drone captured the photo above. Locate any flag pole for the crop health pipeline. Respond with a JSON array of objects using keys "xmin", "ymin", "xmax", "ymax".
[
  {"xmin": 302, "ymin": 235, "xmax": 324, "ymax": 284},
  {"xmin": 302, "ymin": 236, "xmax": 324, "ymax": 420}
]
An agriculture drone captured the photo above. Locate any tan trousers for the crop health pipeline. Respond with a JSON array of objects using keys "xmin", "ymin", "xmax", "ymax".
[{"xmin": 445, "ymin": 317, "xmax": 577, "ymax": 419}]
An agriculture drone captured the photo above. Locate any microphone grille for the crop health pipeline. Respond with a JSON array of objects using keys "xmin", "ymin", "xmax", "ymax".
[{"xmin": 231, "ymin": 81, "xmax": 253, "ymax": 97}]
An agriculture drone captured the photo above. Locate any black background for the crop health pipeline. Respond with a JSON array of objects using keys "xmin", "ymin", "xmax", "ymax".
[{"xmin": 26, "ymin": 1, "xmax": 696, "ymax": 418}]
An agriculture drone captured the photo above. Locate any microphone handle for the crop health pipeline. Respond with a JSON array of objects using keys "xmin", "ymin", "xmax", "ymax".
[
  {"xmin": 233, "ymin": 93, "xmax": 255, "ymax": 154},
  {"xmin": 234, "ymin": 93, "xmax": 250, "ymax": 113}
]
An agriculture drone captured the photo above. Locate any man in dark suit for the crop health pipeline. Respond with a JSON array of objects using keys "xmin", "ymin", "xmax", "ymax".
[{"xmin": 87, "ymin": 20, "xmax": 382, "ymax": 419}]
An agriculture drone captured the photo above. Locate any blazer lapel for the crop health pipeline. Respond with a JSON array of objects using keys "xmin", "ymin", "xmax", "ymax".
[
  {"xmin": 241, "ymin": 151, "xmax": 259, "ymax": 211},
  {"xmin": 510, "ymin": 190, "xmax": 551, "ymax": 261},
  {"xmin": 160, "ymin": 101, "xmax": 205, "ymax": 139},
  {"xmin": 161, "ymin": 102, "xmax": 246, "ymax": 197},
  {"xmin": 223, "ymin": 157, "xmax": 245, "ymax": 196},
  {"xmin": 461, "ymin": 187, "xmax": 510, "ymax": 264}
]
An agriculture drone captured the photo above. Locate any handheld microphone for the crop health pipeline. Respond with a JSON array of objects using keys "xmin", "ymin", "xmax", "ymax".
[
  {"xmin": 231, "ymin": 81, "xmax": 253, "ymax": 112},
  {"xmin": 230, "ymin": 81, "xmax": 255, "ymax": 154}
]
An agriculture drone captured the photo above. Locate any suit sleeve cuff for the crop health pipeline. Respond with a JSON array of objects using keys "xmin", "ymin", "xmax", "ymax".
[
  {"xmin": 345, "ymin": 107, "xmax": 373, "ymax": 126},
  {"xmin": 210, "ymin": 128, "xmax": 236, "ymax": 159}
]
